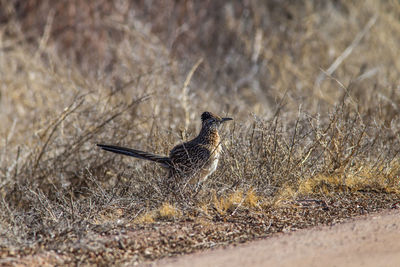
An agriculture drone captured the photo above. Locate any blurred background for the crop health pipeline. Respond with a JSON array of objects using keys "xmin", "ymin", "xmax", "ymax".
[{"xmin": 2, "ymin": 1, "xmax": 399, "ymax": 120}]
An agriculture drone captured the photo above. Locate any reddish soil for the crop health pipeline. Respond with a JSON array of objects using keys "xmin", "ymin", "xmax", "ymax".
[{"xmin": 156, "ymin": 209, "xmax": 400, "ymax": 267}]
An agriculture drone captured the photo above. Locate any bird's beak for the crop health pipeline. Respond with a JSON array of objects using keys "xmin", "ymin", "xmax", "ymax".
[{"xmin": 221, "ymin": 117, "xmax": 233, "ymax": 123}]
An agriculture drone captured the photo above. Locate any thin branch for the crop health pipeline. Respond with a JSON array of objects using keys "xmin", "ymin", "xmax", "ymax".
[{"xmin": 314, "ymin": 15, "xmax": 378, "ymax": 88}]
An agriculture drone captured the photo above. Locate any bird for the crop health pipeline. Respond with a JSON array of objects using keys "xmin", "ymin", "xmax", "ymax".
[{"xmin": 97, "ymin": 111, "xmax": 232, "ymax": 192}]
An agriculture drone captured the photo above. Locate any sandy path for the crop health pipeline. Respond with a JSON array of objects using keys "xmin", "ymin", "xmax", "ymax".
[{"xmin": 155, "ymin": 209, "xmax": 400, "ymax": 267}]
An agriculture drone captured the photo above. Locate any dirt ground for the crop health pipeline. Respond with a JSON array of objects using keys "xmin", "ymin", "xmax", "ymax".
[{"xmin": 155, "ymin": 209, "xmax": 400, "ymax": 267}]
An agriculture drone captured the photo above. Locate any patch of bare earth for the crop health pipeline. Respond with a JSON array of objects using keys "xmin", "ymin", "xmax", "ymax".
[{"xmin": 156, "ymin": 209, "xmax": 400, "ymax": 267}]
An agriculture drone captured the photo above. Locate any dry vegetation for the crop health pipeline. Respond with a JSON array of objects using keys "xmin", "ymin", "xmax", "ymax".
[{"xmin": 0, "ymin": 0, "xmax": 400, "ymax": 265}]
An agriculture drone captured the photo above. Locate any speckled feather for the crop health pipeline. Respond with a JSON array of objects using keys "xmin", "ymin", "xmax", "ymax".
[
  {"xmin": 97, "ymin": 111, "xmax": 231, "ymax": 185},
  {"xmin": 168, "ymin": 126, "xmax": 221, "ymax": 181}
]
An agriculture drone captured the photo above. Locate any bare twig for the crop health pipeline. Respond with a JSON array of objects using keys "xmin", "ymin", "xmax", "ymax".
[
  {"xmin": 33, "ymin": 94, "xmax": 86, "ymax": 173},
  {"xmin": 315, "ymin": 15, "xmax": 378, "ymax": 88},
  {"xmin": 182, "ymin": 58, "xmax": 203, "ymax": 129}
]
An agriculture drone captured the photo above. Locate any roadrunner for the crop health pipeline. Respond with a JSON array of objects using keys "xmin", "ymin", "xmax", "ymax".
[{"xmin": 97, "ymin": 112, "xmax": 232, "ymax": 189}]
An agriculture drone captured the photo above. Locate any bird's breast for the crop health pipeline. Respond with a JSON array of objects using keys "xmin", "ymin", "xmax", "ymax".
[{"xmin": 208, "ymin": 129, "xmax": 221, "ymax": 148}]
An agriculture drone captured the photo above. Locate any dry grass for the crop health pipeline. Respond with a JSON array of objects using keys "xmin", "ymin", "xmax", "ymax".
[{"xmin": 0, "ymin": 0, "xmax": 400, "ymax": 265}]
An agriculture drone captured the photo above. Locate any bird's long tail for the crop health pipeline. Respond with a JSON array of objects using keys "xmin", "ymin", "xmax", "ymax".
[{"xmin": 97, "ymin": 144, "xmax": 172, "ymax": 168}]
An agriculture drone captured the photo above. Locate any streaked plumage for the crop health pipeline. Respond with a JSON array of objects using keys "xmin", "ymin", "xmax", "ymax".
[{"xmin": 97, "ymin": 111, "xmax": 232, "ymax": 190}]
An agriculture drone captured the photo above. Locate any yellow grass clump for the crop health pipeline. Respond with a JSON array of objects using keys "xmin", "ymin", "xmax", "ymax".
[
  {"xmin": 134, "ymin": 211, "xmax": 156, "ymax": 224},
  {"xmin": 298, "ymin": 162, "xmax": 400, "ymax": 196},
  {"xmin": 158, "ymin": 202, "xmax": 181, "ymax": 220},
  {"xmin": 213, "ymin": 189, "xmax": 261, "ymax": 215}
]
